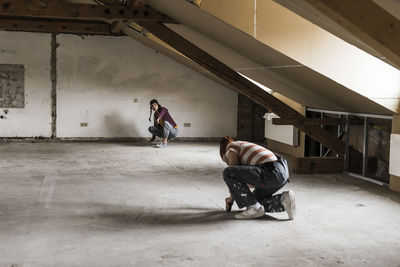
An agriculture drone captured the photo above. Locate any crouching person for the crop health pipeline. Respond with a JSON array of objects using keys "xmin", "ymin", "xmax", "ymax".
[
  {"xmin": 220, "ymin": 136, "xmax": 296, "ymax": 220},
  {"xmin": 148, "ymin": 99, "xmax": 178, "ymax": 148}
]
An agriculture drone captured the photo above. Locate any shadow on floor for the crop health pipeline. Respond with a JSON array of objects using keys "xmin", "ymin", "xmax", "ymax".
[{"xmin": 67, "ymin": 203, "xmax": 284, "ymax": 230}]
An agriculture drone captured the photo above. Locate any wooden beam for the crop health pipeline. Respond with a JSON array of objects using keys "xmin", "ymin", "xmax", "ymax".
[
  {"xmin": 111, "ymin": 20, "xmax": 131, "ymax": 33},
  {"xmin": 272, "ymin": 117, "xmax": 364, "ymax": 126},
  {"xmin": 293, "ymin": 157, "xmax": 343, "ymax": 173},
  {"xmin": 0, "ymin": 0, "xmax": 176, "ymax": 23},
  {"xmin": 0, "ymin": 18, "xmax": 112, "ymax": 35},
  {"xmin": 137, "ymin": 21, "xmax": 362, "ymax": 159},
  {"xmin": 294, "ymin": 155, "xmax": 377, "ymax": 174},
  {"xmin": 96, "ymin": 0, "xmax": 147, "ymax": 6},
  {"xmin": 303, "ymin": 0, "xmax": 400, "ymax": 69}
]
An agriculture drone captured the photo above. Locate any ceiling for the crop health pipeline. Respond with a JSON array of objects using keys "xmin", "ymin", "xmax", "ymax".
[
  {"xmin": 139, "ymin": 0, "xmax": 394, "ymax": 115},
  {"xmin": 274, "ymin": 0, "xmax": 400, "ymax": 69},
  {"xmin": 1, "ymin": 0, "xmax": 396, "ymax": 116}
]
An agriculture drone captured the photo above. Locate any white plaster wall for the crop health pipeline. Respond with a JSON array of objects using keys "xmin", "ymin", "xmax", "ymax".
[
  {"xmin": 57, "ymin": 34, "xmax": 237, "ymax": 138},
  {"xmin": 0, "ymin": 31, "xmax": 52, "ymax": 137}
]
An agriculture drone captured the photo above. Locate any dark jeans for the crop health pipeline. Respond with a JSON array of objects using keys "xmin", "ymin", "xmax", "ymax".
[{"xmin": 223, "ymin": 155, "xmax": 289, "ymax": 212}]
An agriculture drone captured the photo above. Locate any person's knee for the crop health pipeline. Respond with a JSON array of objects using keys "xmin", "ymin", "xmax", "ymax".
[
  {"xmin": 223, "ymin": 167, "xmax": 235, "ymax": 181},
  {"xmin": 148, "ymin": 126, "xmax": 153, "ymax": 133},
  {"xmin": 170, "ymin": 129, "xmax": 178, "ymax": 138},
  {"xmin": 162, "ymin": 128, "xmax": 171, "ymax": 137}
]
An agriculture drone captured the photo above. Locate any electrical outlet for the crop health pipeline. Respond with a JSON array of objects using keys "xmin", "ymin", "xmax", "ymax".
[
  {"xmin": 80, "ymin": 122, "xmax": 88, "ymax": 127},
  {"xmin": 184, "ymin": 123, "xmax": 191, "ymax": 127},
  {"xmin": 133, "ymin": 98, "xmax": 138, "ymax": 103}
]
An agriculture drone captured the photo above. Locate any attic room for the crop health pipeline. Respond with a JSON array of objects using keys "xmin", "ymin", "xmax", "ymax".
[{"xmin": 0, "ymin": 0, "xmax": 399, "ymax": 266}]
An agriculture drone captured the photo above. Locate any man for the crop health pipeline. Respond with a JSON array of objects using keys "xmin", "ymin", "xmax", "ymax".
[{"xmin": 220, "ymin": 136, "xmax": 296, "ymax": 220}]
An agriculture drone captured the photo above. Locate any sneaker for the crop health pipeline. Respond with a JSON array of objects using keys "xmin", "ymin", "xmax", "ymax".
[
  {"xmin": 154, "ymin": 143, "xmax": 167, "ymax": 148},
  {"xmin": 234, "ymin": 206, "xmax": 265, "ymax": 219},
  {"xmin": 281, "ymin": 190, "xmax": 296, "ymax": 220}
]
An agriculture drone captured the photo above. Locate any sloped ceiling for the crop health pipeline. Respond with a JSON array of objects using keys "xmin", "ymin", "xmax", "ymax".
[
  {"xmin": 274, "ymin": 0, "xmax": 399, "ymax": 68},
  {"xmin": 142, "ymin": 0, "xmax": 392, "ymax": 115},
  {"xmin": 3, "ymin": 0, "xmax": 394, "ymax": 115}
]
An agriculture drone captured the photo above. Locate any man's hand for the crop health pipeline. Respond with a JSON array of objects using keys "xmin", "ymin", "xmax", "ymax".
[{"xmin": 225, "ymin": 193, "xmax": 234, "ymax": 212}]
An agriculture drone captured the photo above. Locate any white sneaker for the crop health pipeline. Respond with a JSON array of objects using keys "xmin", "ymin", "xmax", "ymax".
[
  {"xmin": 234, "ymin": 206, "xmax": 265, "ymax": 220},
  {"xmin": 154, "ymin": 143, "xmax": 167, "ymax": 148},
  {"xmin": 281, "ymin": 190, "xmax": 296, "ymax": 220}
]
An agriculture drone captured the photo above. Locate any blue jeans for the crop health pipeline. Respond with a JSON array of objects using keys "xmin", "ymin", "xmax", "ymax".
[
  {"xmin": 148, "ymin": 121, "xmax": 178, "ymax": 140},
  {"xmin": 223, "ymin": 155, "xmax": 289, "ymax": 211}
]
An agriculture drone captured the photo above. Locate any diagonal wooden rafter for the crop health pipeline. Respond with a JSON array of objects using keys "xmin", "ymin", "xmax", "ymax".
[
  {"xmin": 0, "ymin": 0, "xmax": 176, "ymax": 23},
  {"xmin": 136, "ymin": 21, "xmax": 362, "ymax": 159},
  {"xmin": 303, "ymin": 0, "xmax": 400, "ymax": 69}
]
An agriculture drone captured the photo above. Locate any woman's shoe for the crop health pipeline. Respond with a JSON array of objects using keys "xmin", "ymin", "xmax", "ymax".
[{"xmin": 154, "ymin": 143, "xmax": 167, "ymax": 148}]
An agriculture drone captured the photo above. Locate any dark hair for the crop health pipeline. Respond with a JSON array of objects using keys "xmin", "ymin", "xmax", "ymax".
[
  {"xmin": 150, "ymin": 99, "xmax": 159, "ymax": 106},
  {"xmin": 220, "ymin": 136, "xmax": 234, "ymax": 159},
  {"xmin": 149, "ymin": 99, "xmax": 162, "ymax": 122}
]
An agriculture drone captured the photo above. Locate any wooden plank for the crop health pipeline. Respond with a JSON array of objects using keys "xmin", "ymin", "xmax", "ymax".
[
  {"xmin": 348, "ymin": 156, "xmax": 378, "ymax": 174},
  {"xmin": 0, "ymin": 0, "xmax": 176, "ymax": 23},
  {"xmin": 293, "ymin": 157, "xmax": 343, "ymax": 173},
  {"xmin": 137, "ymin": 21, "xmax": 362, "ymax": 159},
  {"xmin": 272, "ymin": 117, "xmax": 364, "ymax": 126},
  {"xmin": 294, "ymin": 156, "xmax": 377, "ymax": 174},
  {"xmin": 0, "ymin": 18, "xmax": 112, "ymax": 34},
  {"xmin": 304, "ymin": 0, "xmax": 400, "ymax": 69}
]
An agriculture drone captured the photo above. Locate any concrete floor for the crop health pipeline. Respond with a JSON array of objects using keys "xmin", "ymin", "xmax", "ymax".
[{"xmin": 0, "ymin": 142, "xmax": 399, "ymax": 267}]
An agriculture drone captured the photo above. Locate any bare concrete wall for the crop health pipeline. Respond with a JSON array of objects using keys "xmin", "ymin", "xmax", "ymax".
[
  {"xmin": 0, "ymin": 32, "xmax": 237, "ymax": 138},
  {"xmin": 0, "ymin": 31, "xmax": 51, "ymax": 137},
  {"xmin": 56, "ymin": 34, "xmax": 237, "ymax": 138}
]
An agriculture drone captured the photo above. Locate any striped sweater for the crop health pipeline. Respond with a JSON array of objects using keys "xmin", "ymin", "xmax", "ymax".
[{"xmin": 226, "ymin": 141, "xmax": 277, "ymax": 165}]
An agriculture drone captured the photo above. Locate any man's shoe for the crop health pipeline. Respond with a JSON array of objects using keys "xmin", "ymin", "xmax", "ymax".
[
  {"xmin": 281, "ymin": 190, "xmax": 296, "ymax": 220},
  {"xmin": 154, "ymin": 143, "xmax": 167, "ymax": 148},
  {"xmin": 234, "ymin": 206, "xmax": 265, "ymax": 219}
]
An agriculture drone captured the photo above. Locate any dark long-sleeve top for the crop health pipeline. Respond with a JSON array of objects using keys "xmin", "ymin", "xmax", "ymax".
[{"xmin": 154, "ymin": 107, "xmax": 177, "ymax": 128}]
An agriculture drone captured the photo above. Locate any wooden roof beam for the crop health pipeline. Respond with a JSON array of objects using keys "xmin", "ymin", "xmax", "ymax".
[
  {"xmin": 0, "ymin": 0, "xmax": 176, "ymax": 23},
  {"xmin": 137, "ymin": 21, "xmax": 362, "ymax": 159},
  {"xmin": 0, "ymin": 17, "xmax": 112, "ymax": 35},
  {"xmin": 303, "ymin": 0, "xmax": 400, "ymax": 69}
]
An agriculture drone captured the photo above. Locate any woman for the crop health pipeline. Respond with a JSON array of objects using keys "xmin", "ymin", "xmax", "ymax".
[
  {"xmin": 148, "ymin": 99, "xmax": 178, "ymax": 148},
  {"xmin": 220, "ymin": 136, "xmax": 296, "ymax": 220}
]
